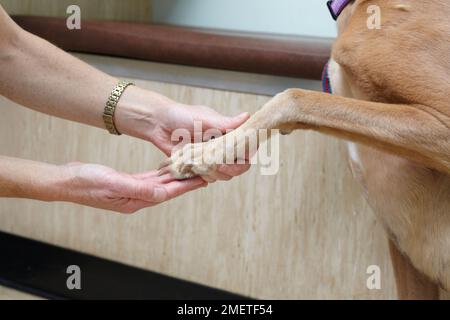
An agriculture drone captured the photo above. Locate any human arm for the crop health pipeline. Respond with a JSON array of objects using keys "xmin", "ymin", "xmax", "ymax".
[
  {"xmin": 0, "ymin": 6, "xmax": 250, "ymax": 161},
  {"xmin": 0, "ymin": 156, "xmax": 207, "ymax": 213}
]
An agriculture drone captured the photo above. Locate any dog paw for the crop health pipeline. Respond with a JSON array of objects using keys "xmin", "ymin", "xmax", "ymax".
[{"xmin": 158, "ymin": 138, "xmax": 224, "ymax": 182}]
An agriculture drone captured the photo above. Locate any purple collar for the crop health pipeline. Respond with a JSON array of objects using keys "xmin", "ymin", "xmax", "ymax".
[{"xmin": 327, "ymin": 0, "xmax": 352, "ymax": 20}]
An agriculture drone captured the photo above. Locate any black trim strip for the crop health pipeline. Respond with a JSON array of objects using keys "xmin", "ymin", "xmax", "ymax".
[{"xmin": 0, "ymin": 231, "xmax": 248, "ymax": 300}]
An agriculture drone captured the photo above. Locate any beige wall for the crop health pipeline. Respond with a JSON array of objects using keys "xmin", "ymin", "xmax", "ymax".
[
  {"xmin": 0, "ymin": 71, "xmax": 397, "ymax": 299},
  {"xmin": 0, "ymin": 0, "xmax": 152, "ymax": 22}
]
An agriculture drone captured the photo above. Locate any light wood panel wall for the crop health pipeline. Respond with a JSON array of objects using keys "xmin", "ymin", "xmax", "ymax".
[
  {"xmin": 0, "ymin": 78, "xmax": 396, "ymax": 299},
  {"xmin": 0, "ymin": 0, "xmax": 152, "ymax": 22}
]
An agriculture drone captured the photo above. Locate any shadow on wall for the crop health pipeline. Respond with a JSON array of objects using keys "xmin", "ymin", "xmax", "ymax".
[{"xmin": 152, "ymin": 0, "xmax": 337, "ymax": 38}]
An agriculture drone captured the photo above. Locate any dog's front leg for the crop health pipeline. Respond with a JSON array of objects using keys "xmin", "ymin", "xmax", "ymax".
[
  {"xmin": 163, "ymin": 89, "xmax": 450, "ymax": 180},
  {"xmin": 247, "ymin": 89, "xmax": 450, "ymax": 172}
]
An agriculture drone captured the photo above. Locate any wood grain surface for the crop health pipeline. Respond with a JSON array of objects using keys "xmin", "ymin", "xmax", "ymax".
[{"xmin": 0, "ymin": 78, "xmax": 396, "ymax": 299}]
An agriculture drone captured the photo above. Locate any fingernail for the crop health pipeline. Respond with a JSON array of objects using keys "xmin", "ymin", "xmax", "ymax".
[{"xmin": 237, "ymin": 112, "xmax": 249, "ymax": 119}]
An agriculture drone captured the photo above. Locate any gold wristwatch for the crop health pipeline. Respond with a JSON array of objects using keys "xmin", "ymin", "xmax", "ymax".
[{"xmin": 103, "ymin": 80, "xmax": 134, "ymax": 135}]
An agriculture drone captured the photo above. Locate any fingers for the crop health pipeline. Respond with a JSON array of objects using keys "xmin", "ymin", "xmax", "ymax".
[
  {"xmin": 204, "ymin": 112, "xmax": 250, "ymax": 135},
  {"xmin": 122, "ymin": 176, "xmax": 207, "ymax": 213},
  {"xmin": 158, "ymin": 177, "xmax": 207, "ymax": 201},
  {"xmin": 217, "ymin": 163, "xmax": 251, "ymax": 177},
  {"xmin": 156, "ymin": 160, "xmax": 251, "ymax": 184},
  {"xmin": 157, "ymin": 165, "xmax": 172, "ymax": 177},
  {"xmin": 132, "ymin": 170, "xmax": 177, "ymax": 182},
  {"xmin": 201, "ymin": 170, "xmax": 232, "ymax": 183},
  {"xmin": 219, "ymin": 112, "xmax": 250, "ymax": 132},
  {"xmin": 199, "ymin": 164, "xmax": 250, "ymax": 182},
  {"xmin": 156, "ymin": 173, "xmax": 179, "ymax": 184},
  {"xmin": 132, "ymin": 170, "xmax": 160, "ymax": 180},
  {"xmin": 122, "ymin": 163, "xmax": 248, "ymax": 213},
  {"xmin": 130, "ymin": 175, "xmax": 206, "ymax": 203}
]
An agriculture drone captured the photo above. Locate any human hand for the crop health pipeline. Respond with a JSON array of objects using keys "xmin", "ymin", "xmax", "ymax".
[
  {"xmin": 115, "ymin": 87, "xmax": 251, "ymax": 181},
  {"xmin": 155, "ymin": 103, "xmax": 251, "ymax": 181},
  {"xmin": 60, "ymin": 162, "xmax": 207, "ymax": 214},
  {"xmin": 150, "ymin": 103, "xmax": 250, "ymax": 156}
]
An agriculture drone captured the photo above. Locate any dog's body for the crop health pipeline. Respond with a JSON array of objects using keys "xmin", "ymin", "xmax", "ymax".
[
  {"xmin": 162, "ymin": 0, "xmax": 450, "ymax": 297},
  {"xmin": 329, "ymin": 0, "xmax": 450, "ymax": 293}
]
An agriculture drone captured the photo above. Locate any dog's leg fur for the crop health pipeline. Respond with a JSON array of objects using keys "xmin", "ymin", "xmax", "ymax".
[
  {"xmin": 388, "ymin": 239, "xmax": 439, "ymax": 300},
  {"xmin": 166, "ymin": 88, "xmax": 450, "ymax": 178},
  {"xmin": 249, "ymin": 89, "xmax": 450, "ymax": 172}
]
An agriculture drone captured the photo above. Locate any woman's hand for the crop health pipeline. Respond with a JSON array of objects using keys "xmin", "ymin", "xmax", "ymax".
[
  {"xmin": 151, "ymin": 103, "xmax": 250, "ymax": 156},
  {"xmin": 61, "ymin": 162, "xmax": 207, "ymax": 214},
  {"xmin": 115, "ymin": 86, "xmax": 250, "ymax": 155},
  {"xmin": 115, "ymin": 86, "xmax": 251, "ymax": 180}
]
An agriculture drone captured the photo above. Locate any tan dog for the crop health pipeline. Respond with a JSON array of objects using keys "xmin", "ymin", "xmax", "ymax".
[{"xmin": 161, "ymin": 0, "xmax": 450, "ymax": 299}]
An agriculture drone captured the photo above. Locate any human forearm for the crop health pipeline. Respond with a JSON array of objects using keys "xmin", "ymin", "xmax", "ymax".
[
  {"xmin": 0, "ymin": 156, "xmax": 67, "ymax": 201},
  {"xmin": 0, "ymin": 6, "xmax": 250, "ymax": 162},
  {"xmin": 0, "ymin": 156, "xmax": 206, "ymax": 213},
  {"xmin": 0, "ymin": 26, "xmax": 175, "ymax": 131}
]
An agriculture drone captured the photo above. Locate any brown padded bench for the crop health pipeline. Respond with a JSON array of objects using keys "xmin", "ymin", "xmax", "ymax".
[{"xmin": 12, "ymin": 15, "xmax": 332, "ymax": 80}]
